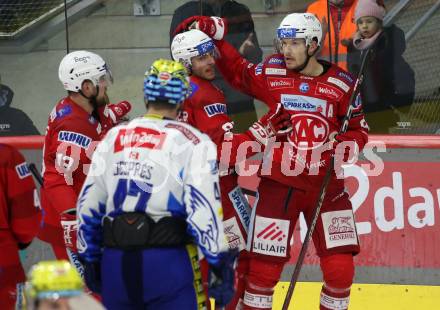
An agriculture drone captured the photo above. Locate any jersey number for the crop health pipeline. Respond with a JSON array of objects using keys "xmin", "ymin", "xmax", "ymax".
[{"xmin": 113, "ymin": 178, "xmax": 153, "ymax": 213}]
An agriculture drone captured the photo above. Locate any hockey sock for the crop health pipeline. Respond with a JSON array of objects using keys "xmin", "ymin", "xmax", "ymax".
[
  {"xmin": 243, "ymin": 259, "xmax": 284, "ymax": 309},
  {"xmin": 226, "ymin": 251, "xmax": 250, "ymax": 310},
  {"xmin": 319, "ymin": 253, "xmax": 354, "ymax": 310}
]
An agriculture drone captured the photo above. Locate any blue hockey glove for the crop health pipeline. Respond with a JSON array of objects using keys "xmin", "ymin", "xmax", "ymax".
[
  {"xmin": 208, "ymin": 250, "xmax": 238, "ymax": 307},
  {"xmin": 83, "ymin": 261, "xmax": 101, "ymax": 294}
]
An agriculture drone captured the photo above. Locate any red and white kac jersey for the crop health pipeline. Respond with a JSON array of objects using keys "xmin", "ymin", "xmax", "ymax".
[
  {"xmin": 40, "ymin": 97, "xmax": 130, "ymax": 247},
  {"xmin": 42, "ymin": 97, "xmax": 102, "ymax": 195},
  {"xmin": 181, "ymin": 75, "xmax": 258, "ymax": 169},
  {"xmin": 180, "ymin": 75, "xmax": 254, "ymax": 250},
  {"xmin": 215, "ymin": 40, "xmax": 369, "ymax": 189},
  {"xmin": 0, "ymin": 144, "xmax": 40, "ymax": 270}
]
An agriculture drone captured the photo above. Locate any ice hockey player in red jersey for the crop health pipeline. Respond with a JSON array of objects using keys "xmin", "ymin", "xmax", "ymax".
[
  {"xmin": 171, "ymin": 29, "xmax": 291, "ymax": 308},
  {"xmin": 39, "ymin": 50, "xmax": 130, "ymax": 277},
  {"xmin": 176, "ymin": 13, "xmax": 369, "ymax": 309},
  {"xmin": 0, "ymin": 144, "xmax": 41, "ymax": 309}
]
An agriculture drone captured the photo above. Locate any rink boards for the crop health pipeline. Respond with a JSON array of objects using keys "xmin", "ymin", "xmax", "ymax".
[{"xmin": 2, "ymin": 134, "xmax": 440, "ymax": 309}]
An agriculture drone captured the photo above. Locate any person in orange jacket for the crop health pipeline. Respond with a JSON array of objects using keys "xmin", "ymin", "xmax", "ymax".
[
  {"xmin": 0, "ymin": 144, "xmax": 41, "ymax": 309},
  {"xmin": 307, "ymin": 0, "xmax": 359, "ymax": 70}
]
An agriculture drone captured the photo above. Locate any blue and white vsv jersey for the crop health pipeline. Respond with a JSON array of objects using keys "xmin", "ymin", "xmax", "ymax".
[{"xmin": 77, "ymin": 116, "xmax": 228, "ymax": 264}]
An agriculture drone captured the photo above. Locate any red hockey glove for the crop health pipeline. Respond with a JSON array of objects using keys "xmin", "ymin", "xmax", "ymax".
[
  {"xmin": 173, "ymin": 16, "xmax": 200, "ymax": 36},
  {"xmin": 107, "ymin": 101, "xmax": 132, "ymax": 124},
  {"xmin": 60, "ymin": 212, "xmax": 78, "ymax": 251},
  {"xmin": 174, "ymin": 16, "xmax": 227, "ymax": 40},
  {"xmin": 248, "ymin": 103, "xmax": 292, "ymax": 146},
  {"xmin": 331, "ymin": 132, "xmax": 360, "ymax": 164},
  {"xmin": 196, "ymin": 16, "xmax": 227, "ymax": 40}
]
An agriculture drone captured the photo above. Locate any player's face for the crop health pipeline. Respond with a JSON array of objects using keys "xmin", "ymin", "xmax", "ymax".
[
  {"xmin": 37, "ymin": 298, "xmax": 70, "ymax": 310},
  {"xmin": 191, "ymin": 52, "xmax": 216, "ymax": 81},
  {"xmin": 357, "ymin": 16, "xmax": 382, "ymax": 39},
  {"xmin": 280, "ymin": 38, "xmax": 308, "ymax": 70}
]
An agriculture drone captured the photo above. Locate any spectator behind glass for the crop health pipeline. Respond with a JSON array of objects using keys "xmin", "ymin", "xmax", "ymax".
[
  {"xmin": 347, "ymin": 0, "xmax": 415, "ymax": 133},
  {"xmin": 170, "ymin": 0, "xmax": 263, "ymax": 132},
  {"xmin": 307, "ymin": 0, "xmax": 358, "ymax": 71},
  {"xmin": 0, "ymin": 75, "xmax": 40, "ymax": 136}
]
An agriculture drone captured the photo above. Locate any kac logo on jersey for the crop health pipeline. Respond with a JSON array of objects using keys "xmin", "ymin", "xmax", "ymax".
[
  {"xmin": 204, "ymin": 103, "xmax": 227, "ymax": 117},
  {"xmin": 58, "ymin": 131, "xmax": 92, "ymax": 149},
  {"xmin": 15, "ymin": 162, "xmax": 31, "ymax": 179},
  {"xmin": 299, "ymin": 82, "xmax": 310, "ymax": 93},
  {"xmin": 288, "ymin": 113, "xmax": 330, "ymax": 150}
]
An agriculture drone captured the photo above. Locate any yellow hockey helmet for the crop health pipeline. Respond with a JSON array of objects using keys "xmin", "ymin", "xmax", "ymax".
[{"xmin": 27, "ymin": 260, "xmax": 83, "ymax": 300}]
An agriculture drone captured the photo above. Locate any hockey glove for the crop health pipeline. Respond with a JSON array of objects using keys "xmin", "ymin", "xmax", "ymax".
[
  {"xmin": 107, "ymin": 100, "xmax": 132, "ymax": 124},
  {"xmin": 208, "ymin": 250, "xmax": 238, "ymax": 307},
  {"xmin": 248, "ymin": 103, "xmax": 292, "ymax": 146},
  {"xmin": 60, "ymin": 212, "xmax": 78, "ymax": 251},
  {"xmin": 331, "ymin": 132, "xmax": 360, "ymax": 164},
  {"xmin": 173, "ymin": 16, "xmax": 199, "ymax": 35},
  {"xmin": 196, "ymin": 16, "xmax": 227, "ymax": 40},
  {"xmin": 84, "ymin": 261, "xmax": 101, "ymax": 294},
  {"xmin": 174, "ymin": 16, "xmax": 227, "ymax": 40}
]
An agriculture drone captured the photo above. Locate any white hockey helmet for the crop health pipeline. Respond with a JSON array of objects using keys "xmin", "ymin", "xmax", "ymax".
[
  {"xmin": 171, "ymin": 29, "xmax": 216, "ymax": 69},
  {"xmin": 58, "ymin": 50, "xmax": 113, "ymax": 92},
  {"xmin": 276, "ymin": 13, "xmax": 323, "ymax": 47}
]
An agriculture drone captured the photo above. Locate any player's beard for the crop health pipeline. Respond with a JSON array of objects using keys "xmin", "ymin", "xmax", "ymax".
[
  {"xmin": 90, "ymin": 96, "xmax": 101, "ymax": 122},
  {"xmin": 94, "ymin": 85, "xmax": 110, "ymax": 107},
  {"xmin": 89, "ymin": 86, "xmax": 107, "ymax": 122}
]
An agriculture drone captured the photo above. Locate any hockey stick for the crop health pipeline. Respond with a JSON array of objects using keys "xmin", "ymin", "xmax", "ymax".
[
  {"xmin": 28, "ymin": 163, "xmax": 43, "ymax": 187},
  {"xmin": 281, "ymin": 48, "xmax": 371, "ymax": 310},
  {"xmin": 326, "ymin": 0, "xmax": 333, "ymax": 63}
]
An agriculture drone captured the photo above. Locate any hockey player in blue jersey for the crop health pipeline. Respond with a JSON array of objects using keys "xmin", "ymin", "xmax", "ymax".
[{"xmin": 76, "ymin": 59, "xmax": 235, "ymax": 309}]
